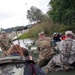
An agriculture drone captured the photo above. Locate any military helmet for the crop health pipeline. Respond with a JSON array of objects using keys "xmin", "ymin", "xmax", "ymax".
[
  {"xmin": 65, "ymin": 31, "xmax": 73, "ymax": 35},
  {"xmin": 38, "ymin": 31, "xmax": 45, "ymax": 36}
]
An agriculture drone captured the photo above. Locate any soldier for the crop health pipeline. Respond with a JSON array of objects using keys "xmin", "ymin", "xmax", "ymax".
[
  {"xmin": 37, "ymin": 31, "xmax": 54, "ymax": 67},
  {"xmin": 0, "ymin": 31, "xmax": 13, "ymax": 56},
  {"xmin": 46, "ymin": 31, "xmax": 75, "ymax": 73}
]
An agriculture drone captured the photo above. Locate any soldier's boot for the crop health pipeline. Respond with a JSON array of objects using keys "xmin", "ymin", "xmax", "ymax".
[
  {"xmin": 45, "ymin": 67, "xmax": 49, "ymax": 74},
  {"xmin": 64, "ymin": 65, "xmax": 69, "ymax": 71},
  {"xmin": 64, "ymin": 65, "xmax": 74, "ymax": 71}
]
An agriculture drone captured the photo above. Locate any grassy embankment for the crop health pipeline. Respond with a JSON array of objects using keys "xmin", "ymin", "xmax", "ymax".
[{"xmin": 18, "ymin": 19, "xmax": 75, "ymax": 40}]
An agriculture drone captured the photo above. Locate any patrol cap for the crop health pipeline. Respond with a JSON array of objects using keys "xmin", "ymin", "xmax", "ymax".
[
  {"xmin": 38, "ymin": 31, "xmax": 45, "ymax": 36},
  {"xmin": 65, "ymin": 31, "xmax": 73, "ymax": 35}
]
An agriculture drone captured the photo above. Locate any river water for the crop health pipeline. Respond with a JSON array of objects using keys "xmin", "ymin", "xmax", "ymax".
[
  {"xmin": 13, "ymin": 39, "xmax": 34, "ymax": 48},
  {"xmin": 13, "ymin": 39, "xmax": 38, "ymax": 60},
  {"xmin": 0, "ymin": 39, "xmax": 34, "ymax": 51}
]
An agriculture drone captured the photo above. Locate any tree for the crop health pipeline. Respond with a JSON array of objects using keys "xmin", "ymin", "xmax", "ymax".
[
  {"xmin": 48, "ymin": 0, "xmax": 75, "ymax": 25},
  {"xmin": 26, "ymin": 6, "xmax": 43, "ymax": 22}
]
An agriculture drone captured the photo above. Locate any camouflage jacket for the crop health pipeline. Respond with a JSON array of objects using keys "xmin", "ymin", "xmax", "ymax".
[
  {"xmin": 0, "ymin": 37, "xmax": 13, "ymax": 51},
  {"xmin": 37, "ymin": 37, "xmax": 51, "ymax": 50},
  {"xmin": 37, "ymin": 37, "xmax": 54, "ymax": 59}
]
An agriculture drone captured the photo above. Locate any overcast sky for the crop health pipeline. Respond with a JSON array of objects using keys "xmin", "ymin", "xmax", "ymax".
[{"xmin": 0, "ymin": 0, "xmax": 50, "ymax": 29}]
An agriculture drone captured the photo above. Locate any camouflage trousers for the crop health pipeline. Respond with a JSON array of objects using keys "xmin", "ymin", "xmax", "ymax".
[
  {"xmin": 37, "ymin": 47, "xmax": 54, "ymax": 67},
  {"xmin": 46, "ymin": 53, "xmax": 75, "ymax": 72}
]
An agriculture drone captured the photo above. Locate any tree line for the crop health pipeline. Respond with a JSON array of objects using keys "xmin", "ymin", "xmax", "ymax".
[
  {"xmin": 27, "ymin": 0, "xmax": 75, "ymax": 26},
  {"xmin": 47, "ymin": 0, "xmax": 75, "ymax": 25}
]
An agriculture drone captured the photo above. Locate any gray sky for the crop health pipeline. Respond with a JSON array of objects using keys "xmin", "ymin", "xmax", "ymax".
[{"xmin": 0, "ymin": 0, "xmax": 50, "ymax": 29}]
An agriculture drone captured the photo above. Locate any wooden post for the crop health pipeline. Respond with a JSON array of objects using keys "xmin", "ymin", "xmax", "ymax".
[
  {"xmin": 14, "ymin": 28, "xmax": 20, "ymax": 45},
  {"xmin": 16, "ymin": 30, "xmax": 20, "ymax": 45}
]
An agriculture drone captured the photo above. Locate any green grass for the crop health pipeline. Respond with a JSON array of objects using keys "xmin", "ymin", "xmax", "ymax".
[{"xmin": 18, "ymin": 19, "xmax": 75, "ymax": 40}]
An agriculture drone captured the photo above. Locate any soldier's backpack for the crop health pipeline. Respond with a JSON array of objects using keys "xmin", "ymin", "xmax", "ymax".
[{"xmin": 24, "ymin": 60, "xmax": 46, "ymax": 75}]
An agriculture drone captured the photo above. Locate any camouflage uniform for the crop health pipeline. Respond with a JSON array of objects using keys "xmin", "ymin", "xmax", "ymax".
[
  {"xmin": 37, "ymin": 37, "xmax": 54, "ymax": 67},
  {"xmin": 0, "ymin": 37, "xmax": 13, "ymax": 52},
  {"xmin": 46, "ymin": 37, "xmax": 75, "ymax": 72}
]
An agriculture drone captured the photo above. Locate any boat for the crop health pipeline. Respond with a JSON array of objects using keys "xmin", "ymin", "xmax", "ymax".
[{"xmin": 0, "ymin": 56, "xmax": 27, "ymax": 75}]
